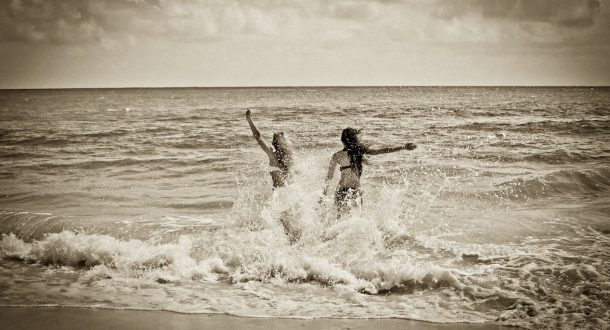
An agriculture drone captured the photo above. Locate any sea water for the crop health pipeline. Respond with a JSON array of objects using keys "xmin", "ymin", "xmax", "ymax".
[{"xmin": 0, "ymin": 87, "xmax": 608, "ymax": 328}]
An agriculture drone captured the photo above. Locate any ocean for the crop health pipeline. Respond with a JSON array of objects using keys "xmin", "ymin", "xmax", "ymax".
[{"xmin": 0, "ymin": 87, "xmax": 608, "ymax": 328}]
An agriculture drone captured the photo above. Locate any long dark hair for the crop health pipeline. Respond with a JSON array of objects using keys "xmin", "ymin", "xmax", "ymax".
[
  {"xmin": 341, "ymin": 128, "xmax": 368, "ymax": 176},
  {"xmin": 272, "ymin": 132, "xmax": 293, "ymax": 172}
]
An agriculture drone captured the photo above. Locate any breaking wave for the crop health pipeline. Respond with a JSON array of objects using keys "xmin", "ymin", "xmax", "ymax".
[{"xmin": 497, "ymin": 167, "xmax": 610, "ymax": 200}]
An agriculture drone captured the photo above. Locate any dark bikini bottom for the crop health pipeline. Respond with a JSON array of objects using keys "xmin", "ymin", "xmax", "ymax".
[{"xmin": 334, "ymin": 187, "xmax": 363, "ymax": 207}]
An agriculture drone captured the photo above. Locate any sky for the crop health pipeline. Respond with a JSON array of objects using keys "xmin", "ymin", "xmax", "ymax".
[{"xmin": 0, "ymin": 0, "xmax": 609, "ymax": 88}]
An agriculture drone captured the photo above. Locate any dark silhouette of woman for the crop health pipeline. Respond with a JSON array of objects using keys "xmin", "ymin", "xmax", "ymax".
[
  {"xmin": 246, "ymin": 109, "xmax": 294, "ymax": 188},
  {"xmin": 246, "ymin": 109, "xmax": 300, "ymax": 242},
  {"xmin": 323, "ymin": 128, "xmax": 416, "ymax": 215}
]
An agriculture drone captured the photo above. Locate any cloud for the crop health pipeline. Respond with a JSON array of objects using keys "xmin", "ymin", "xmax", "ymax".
[
  {"xmin": 322, "ymin": 0, "xmax": 381, "ymax": 21},
  {"xmin": 1, "ymin": 0, "xmax": 609, "ymax": 88},
  {"xmin": 0, "ymin": 0, "xmax": 99, "ymax": 43},
  {"xmin": 372, "ymin": 0, "xmax": 610, "ymax": 46},
  {"xmin": 1, "ymin": 0, "xmax": 608, "ymax": 48},
  {"xmin": 0, "ymin": 0, "xmax": 295, "ymax": 45},
  {"xmin": 433, "ymin": 0, "xmax": 602, "ymax": 28},
  {"xmin": 0, "ymin": 0, "xmax": 167, "ymax": 44}
]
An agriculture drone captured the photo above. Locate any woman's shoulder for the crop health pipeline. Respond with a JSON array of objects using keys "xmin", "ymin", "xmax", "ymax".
[
  {"xmin": 332, "ymin": 149, "xmax": 347, "ymax": 157},
  {"xmin": 332, "ymin": 149, "xmax": 349, "ymax": 162}
]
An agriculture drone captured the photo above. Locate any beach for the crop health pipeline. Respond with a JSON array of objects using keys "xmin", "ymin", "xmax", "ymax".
[{"xmin": 0, "ymin": 306, "xmax": 516, "ymax": 330}]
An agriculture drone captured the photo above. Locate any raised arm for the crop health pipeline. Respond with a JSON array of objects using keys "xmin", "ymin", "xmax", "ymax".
[
  {"xmin": 322, "ymin": 152, "xmax": 339, "ymax": 195},
  {"xmin": 246, "ymin": 109, "xmax": 274, "ymax": 159},
  {"xmin": 367, "ymin": 143, "xmax": 416, "ymax": 155}
]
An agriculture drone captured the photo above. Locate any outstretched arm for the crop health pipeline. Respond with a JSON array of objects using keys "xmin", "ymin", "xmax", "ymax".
[
  {"xmin": 246, "ymin": 109, "xmax": 274, "ymax": 159},
  {"xmin": 367, "ymin": 143, "xmax": 416, "ymax": 155},
  {"xmin": 322, "ymin": 153, "xmax": 339, "ymax": 195}
]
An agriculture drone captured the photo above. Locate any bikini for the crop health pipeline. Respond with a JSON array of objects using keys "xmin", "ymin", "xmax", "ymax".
[
  {"xmin": 270, "ymin": 164, "xmax": 290, "ymax": 188},
  {"xmin": 335, "ymin": 165, "xmax": 362, "ymax": 206}
]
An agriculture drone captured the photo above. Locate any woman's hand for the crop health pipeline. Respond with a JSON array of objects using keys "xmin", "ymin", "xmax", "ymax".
[
  {"xmin": 246, "ymin": 109, "xmax": 252, "ymax": 117},
  {"xmin": 403, "ymin": 143, "xmax": 416, "ymax": 150}
]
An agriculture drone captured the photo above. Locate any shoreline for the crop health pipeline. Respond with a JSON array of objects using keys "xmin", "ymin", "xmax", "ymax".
[{"xmin": 0, "ymin": 306, "xmax": 517, "ymax": 330}]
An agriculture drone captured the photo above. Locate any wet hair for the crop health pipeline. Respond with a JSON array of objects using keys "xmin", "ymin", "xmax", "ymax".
[
  {"xmin": 272, "ymin": 132, "xmax": 293, "ymax": 171},
  {"xmin": 341, "ymin": 127, "xmax": 368, "ymax": 177}
]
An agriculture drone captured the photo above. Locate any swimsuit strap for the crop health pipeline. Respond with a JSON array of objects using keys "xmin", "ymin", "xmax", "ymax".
[{"xmin": 339, "ymin": 165, "xmax": 352, "ymax": 172}]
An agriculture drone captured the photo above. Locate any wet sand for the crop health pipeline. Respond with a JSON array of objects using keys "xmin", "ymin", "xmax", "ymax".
[{"xmin": 0, "ymin": 306, "xmax": 516, "ymax": 330}]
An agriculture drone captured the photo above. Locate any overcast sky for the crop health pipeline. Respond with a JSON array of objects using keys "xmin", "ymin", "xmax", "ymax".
[{"xmin": 1, "ymin": 0, "xmax": 609, "ymax": 88}]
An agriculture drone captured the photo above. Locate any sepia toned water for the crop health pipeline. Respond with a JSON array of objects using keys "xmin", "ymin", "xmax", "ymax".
[{"xmin": 0, "ymin": 87, "xmax": 608, "ymax": 328}]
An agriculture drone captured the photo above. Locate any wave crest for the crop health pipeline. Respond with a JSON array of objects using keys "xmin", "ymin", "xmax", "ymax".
[
  {"xmin": 0, "ymin": 232, "xmax": 228, "ymax": 283},
  {"xmin": 498, "ymin": 167, "xmax": 610, "ymax": 199}
]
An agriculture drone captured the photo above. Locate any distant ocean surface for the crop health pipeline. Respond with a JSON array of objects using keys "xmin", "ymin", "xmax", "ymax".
[{"xmin": 0, "ymin": 87, "xmax": 608, "ymax": 329}]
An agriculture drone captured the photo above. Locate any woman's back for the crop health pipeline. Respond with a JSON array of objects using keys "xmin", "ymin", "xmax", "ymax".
[
  {"xmin": 323, "ymin": 127, "xmax": 417, "ymax": 216},
  {"xmin": 334, "ymin": 150, "xmax": 362, "ymax": 189},
  {"xmin": 246, "ymin": 110, "xmax": 293, "ymax": 189},
  {"xmin": 270, "ymin": 162, "xmax": 290, "ymax": 188}
]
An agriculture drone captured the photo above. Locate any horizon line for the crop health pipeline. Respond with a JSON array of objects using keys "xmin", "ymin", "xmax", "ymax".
[{"xmin": 1, "ymin": 85, "xmax": 609, "ymax": 91}]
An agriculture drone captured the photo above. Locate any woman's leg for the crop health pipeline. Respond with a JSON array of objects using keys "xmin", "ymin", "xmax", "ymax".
[{"xmin": 335, "ymin": 187, "xmax": 362, "ymax": 217}]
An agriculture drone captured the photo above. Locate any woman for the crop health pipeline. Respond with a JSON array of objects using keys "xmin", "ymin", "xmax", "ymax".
[
  {"xmin": 246, "ymin": 109, "xmax": 294, "ymax": 188},
  {"xmin": 323, "ymin": 127, "xmax": 416, "ymax": 215},
  {"xmin": 246, "ymin": 109, "xmax": 300, "ymax": 241}
]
